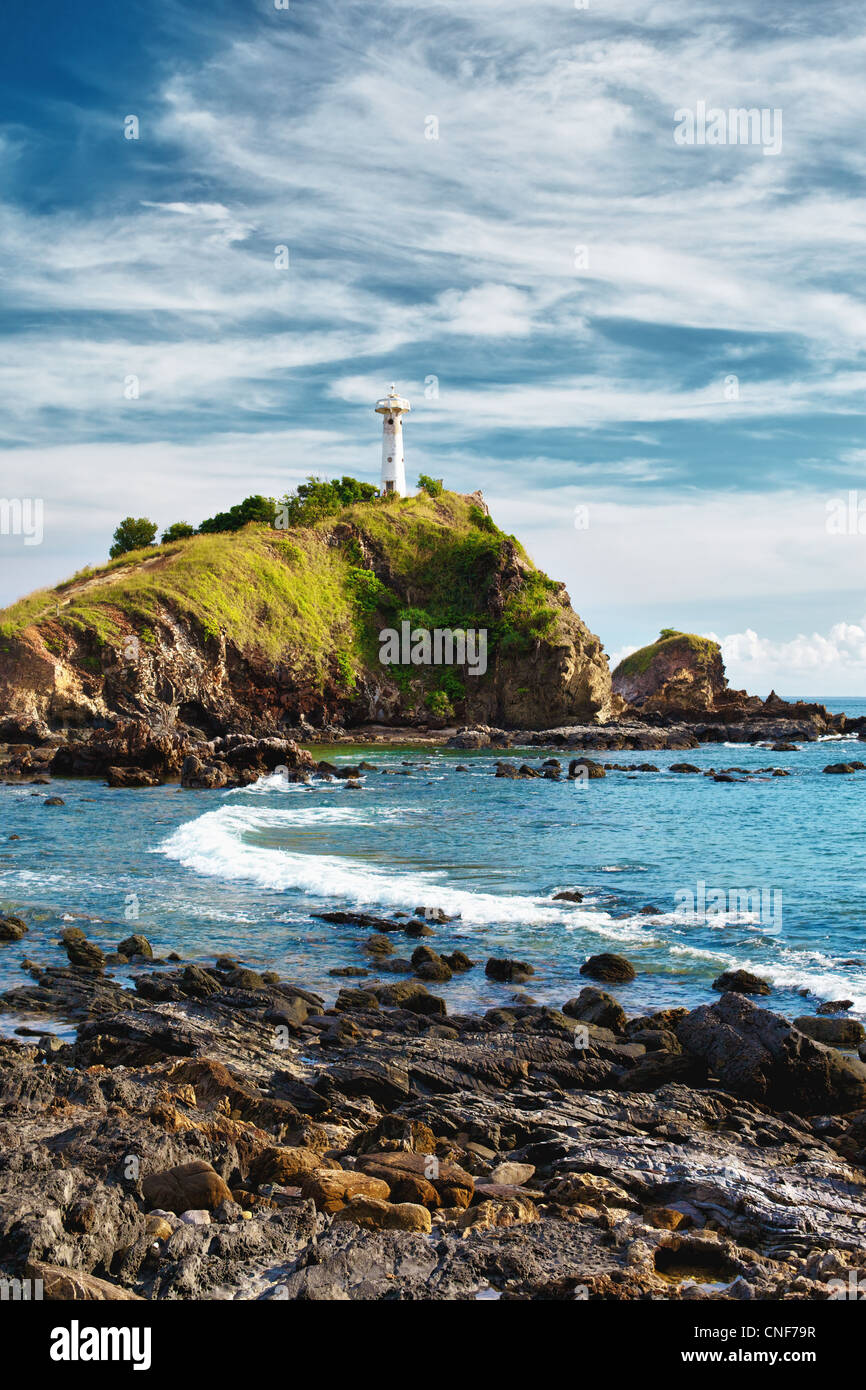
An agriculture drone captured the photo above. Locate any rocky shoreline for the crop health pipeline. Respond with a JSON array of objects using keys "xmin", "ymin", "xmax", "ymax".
[
  {"xmin": 3, "ymin": 911, "xmax": 866, "ymax": 1303},
  {"xmin": 1, "ymin": 701, "xmax": 864, "ymax": 791}
]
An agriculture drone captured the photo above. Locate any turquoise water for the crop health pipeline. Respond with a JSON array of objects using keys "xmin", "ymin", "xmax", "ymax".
[{"xmin": 0, "ymin": 700, "xmax": 864, "ymax": 1028}]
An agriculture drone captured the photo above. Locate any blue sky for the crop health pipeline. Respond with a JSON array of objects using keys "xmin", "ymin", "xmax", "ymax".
[{"xmin": 1, "ymin": 0, "xmax": 865, "ymax": 693}]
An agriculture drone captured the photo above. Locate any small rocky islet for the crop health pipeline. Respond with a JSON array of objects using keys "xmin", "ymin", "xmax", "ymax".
[{"xmin": 2, "ymin": 911, "xmax": 866, "ymax": 1303}]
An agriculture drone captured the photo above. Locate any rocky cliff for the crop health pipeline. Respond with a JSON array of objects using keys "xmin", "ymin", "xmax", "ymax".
[
  {"xmin": 612, "ymin": 630, "xmax": 730, "ymax": 717},
  {"xmin": 612, "ymin": 629, "xmax": 844, "ymax": 734},
  {"xmin": 0, "ymin": 491, "xmax": 616, "ymax": 767}
]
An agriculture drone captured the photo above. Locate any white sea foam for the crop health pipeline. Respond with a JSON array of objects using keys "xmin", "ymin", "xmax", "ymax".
[
  {"xmin": 159, "ymin": 804, "xmax": 559, "ymax": 925},
  {"xmin": 739, "ymin": 955, "xmax": 866, "ymax": 1017},
  {"xmin": 597, "ymin": 864, "xmax": 649, "ymax": 873}
]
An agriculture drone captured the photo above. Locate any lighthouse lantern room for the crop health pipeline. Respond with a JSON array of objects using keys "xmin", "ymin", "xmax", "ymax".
[{"xmin": 375, "ymin": 384, "xmax": 411, "ymax": 496}]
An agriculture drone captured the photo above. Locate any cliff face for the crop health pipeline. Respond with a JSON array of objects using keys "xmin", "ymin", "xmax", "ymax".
[{"xmin": 0, "ymin": 491, "xmax": 615, "ymax": 750}]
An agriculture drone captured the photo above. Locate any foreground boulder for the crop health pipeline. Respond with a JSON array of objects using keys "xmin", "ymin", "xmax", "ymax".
[
  {"xmin": 141, "ymin": 1160, "xmax": 233, "ymax": 1214},
  {"xmin": 26, "ymin": 1261, "xmax": 144, "ymax": 1301},
  {"xmin": 563, "ymin": 987, "xmax": 627, "ymax": 1032},
  {"xmin": 677, "ymin": 992, "xmax": 866, "ymax": 1114},
  {"xmin": 355, "ymin": 1152, "xmax": 474, "ymax": 1209}
]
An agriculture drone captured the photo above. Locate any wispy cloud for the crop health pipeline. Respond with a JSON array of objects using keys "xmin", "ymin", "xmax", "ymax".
[{"xmin": 0, "ymin": 0, "xmax": 864, "ymax": 694}]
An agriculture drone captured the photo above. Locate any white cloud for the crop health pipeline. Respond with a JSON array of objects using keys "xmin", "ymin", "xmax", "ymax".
[{"xmin": 720, "ymin": 621, "xmax": 866, "ymax": 695}]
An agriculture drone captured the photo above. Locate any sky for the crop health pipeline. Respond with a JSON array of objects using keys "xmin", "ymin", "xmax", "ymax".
[{"xmin": 0, "ymin": 0, "xmax": 865, "ymax": 695}]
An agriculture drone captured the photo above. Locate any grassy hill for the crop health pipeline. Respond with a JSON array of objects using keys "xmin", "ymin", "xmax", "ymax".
[{"xmin": 0, "ymin": 490, "xmax": 614, "ymax": 731}]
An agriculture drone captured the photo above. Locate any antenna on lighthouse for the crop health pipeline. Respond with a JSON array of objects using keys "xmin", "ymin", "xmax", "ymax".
[{"xmin": 374, "ymin": 384, "xmax": 411, "ymax": 497}]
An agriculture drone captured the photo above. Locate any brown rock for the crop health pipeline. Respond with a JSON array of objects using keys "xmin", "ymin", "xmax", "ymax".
[
  {"xmin": 141, "ymin": 1159, "xmax": 233, "ymax": 1214},
  {"xmin": 356, "ymin": 1150, "xmax": 474, "ymax": 1209},
  {"xmin": 26, "ymin": 1262, "xmax": 144, "ymax": 1301},
  {"xmin": 0, "ymin": 915, "xmax": 27, "ymax": 941},
  {"xmin": 457, "ymin": 1195, "xmax": 538, "ymax": 1231},
  {"xmin": 299, "ymin": 1169, "xmax": 391, "ymax": 1213},
  {"xmin": 248, "ymin": 1146, "xmax": 332, "ymax": 1186},
  {"xmin": 60, "ymin": 927, "xmax": 105, "ymax": 972},
  {"xmin": 332, "ymin": 1195, "xmax": 432, "ymax": 1233}
]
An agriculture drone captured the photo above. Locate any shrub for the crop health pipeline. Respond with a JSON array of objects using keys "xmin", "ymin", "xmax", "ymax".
[
  {"xmin": 417, "ymin": 474, "xmax": 443, "ymax": 498},
  {"xmin": 278, "ymin": 476, "xmax": 379, "ymax": 529},
  {"xmin": 346, "ymin": 567, "xmax": 396, "ymax": 613},
  {"xmin": 161, "ymin": 522, "xmax": 195, "ymax": 543},
  {"xmin": 426, "ymin": 690, "xmax": 454, "ymax": 719},
  {"xmin": 198, "ymin": 495, "xmax": 278, "ymax": 534}
]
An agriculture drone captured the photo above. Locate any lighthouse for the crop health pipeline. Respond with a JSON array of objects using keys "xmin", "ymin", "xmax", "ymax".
[{"xmin": 375, "ymin": 384, "xmax": 411, "ymax": 496}]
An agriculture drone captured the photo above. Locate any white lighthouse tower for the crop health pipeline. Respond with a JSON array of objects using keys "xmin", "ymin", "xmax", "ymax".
[{"xmin": 375, "ymin": 384, "xmax": 411, "ymax": 496}]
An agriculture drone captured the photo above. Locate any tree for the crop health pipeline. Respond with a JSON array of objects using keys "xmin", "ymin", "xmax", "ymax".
[
  {"xmin": 277, "ymin": 476, "xmax": 379, "ymax": 529},
  {"xmin": 109, "ymin": 517, "xmax": 158, "ymax": 559},
  {"xmin": 197, "ymin": 495, "xmax": 278, "ymax": 534},
  {"xmin": 161, "ymin": 521, "xmax": 195, "ymax": 543},
  {"xmin": 417, "ymin": 474, "xmax": 443, "ymax": 498}
]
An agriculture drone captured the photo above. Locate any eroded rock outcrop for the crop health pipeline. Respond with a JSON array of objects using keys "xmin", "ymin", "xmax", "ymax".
[{"xmin": 3, "ymin": 945, "xmax": 866, "ymax": 1301}]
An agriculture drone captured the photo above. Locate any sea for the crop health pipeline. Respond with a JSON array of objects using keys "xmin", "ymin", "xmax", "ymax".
[{"xmin": 1, "ymin": 696, "xmax": 864, "ymax": 1035}]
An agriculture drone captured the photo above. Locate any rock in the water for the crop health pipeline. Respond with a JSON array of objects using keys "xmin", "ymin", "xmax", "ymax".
[
  {"xmin": 568, "ymin": 758, "xmax": 605, "ymax": 779},
  {"xmin": 364, "ymin": 934, "xmax": 395, "ymax": 957},
  {"xmin": 373, "ymin": 980, "xmax": 447, "ymax": 1015},
  {"xmin": 117, "ymin": 934, "xmax": 154, "ymax": 960},
  {"xmin": 442, "ymin": 951, "xmax": 474, "ymax": 973},
  {"xmin": 712, "ymin": 969, "xmax": 771, "ymax": 996},
  {"xmin": 106, "ymin": 766, "xmax": 162, "ymax": 788},
  {"xmin": 0, "ymin": 915, "xmax": 27, "ymax": 941},
  {"xmin": 60, "ymin": 927, "xmax": 105, "ymax": 972},
  {"xmin": 485, "ymin": 957, "xmax": 534, "ymax": 984},
  {"xmin": 411, "ymin": 946, "xmax": 452, "ymax": 982},
  {"xmin": 580, "ymin": 953, "xmax": 636, "ymax": 984}
]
